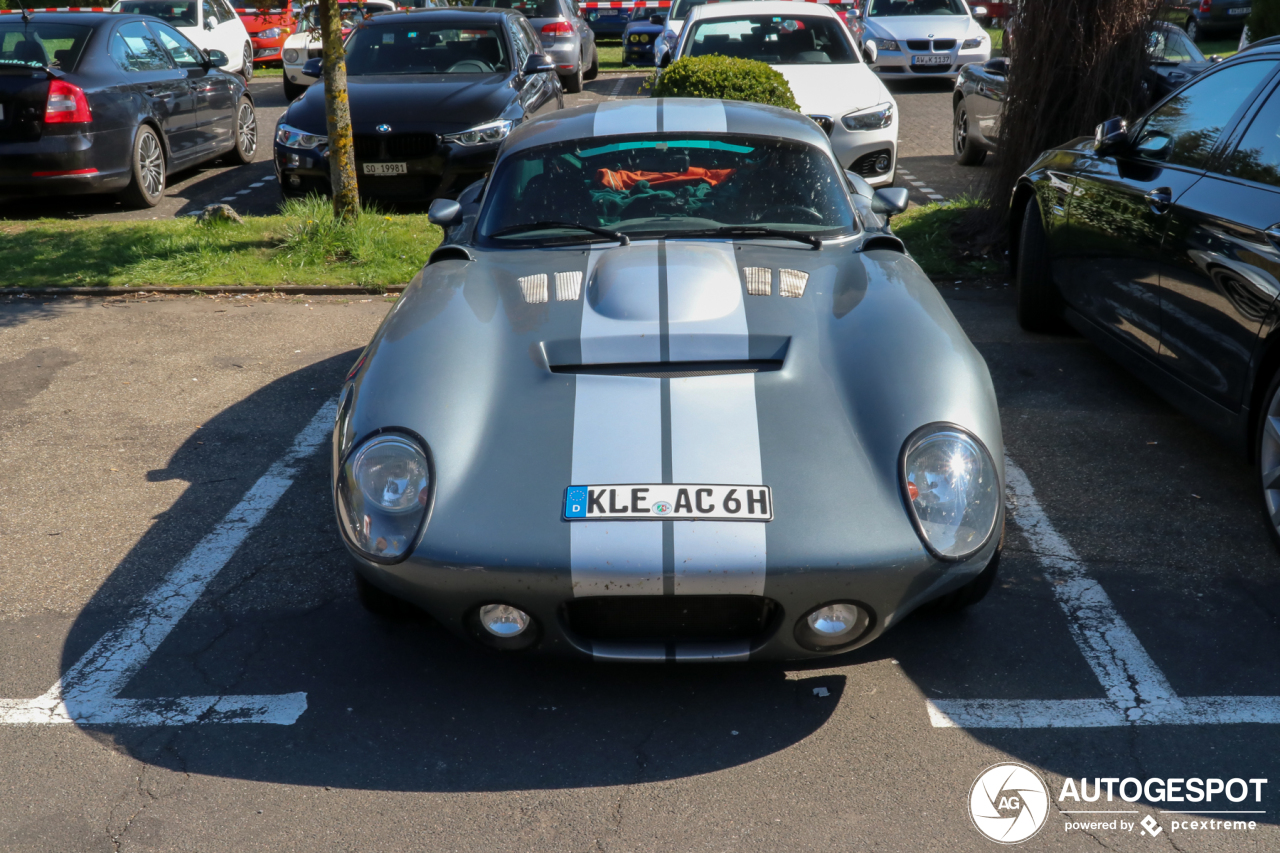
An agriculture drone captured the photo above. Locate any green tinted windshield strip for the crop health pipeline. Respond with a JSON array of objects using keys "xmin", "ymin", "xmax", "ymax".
[{"xmin": 577, "ymin": 139, "xmax": 755, "ymax": 158}]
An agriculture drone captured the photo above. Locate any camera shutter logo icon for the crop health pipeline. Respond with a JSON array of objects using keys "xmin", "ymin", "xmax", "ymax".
[{"xmin": 969, "ymin": 763, "xmax": 1050, "ymax": 844}]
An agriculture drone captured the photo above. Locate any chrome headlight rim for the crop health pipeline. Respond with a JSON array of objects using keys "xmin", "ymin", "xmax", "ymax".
[
  {"xmin": 335, "ymin": 427, "xmax": 436, "ymax": 565},
  {"xmin": 870, "ymin": 37, "xmax": 900, "ymax": 52},
  {"xmin": 282, "ymin": 47, "xmax": 299, "ymax": 63},
  {"xmin": 961, "ymin": 36, "xmax": 985, "ymax": 50},
  {"xmin": 259, "ymin": 26, "xmax": 283, "ymax": 39},
  {"xmin": 275, "ymin": 122, "xmax": 327, "ymax": 151},
  {"xmin": 443, "ymin": 118, "xmax": 514, "ymax": 147},
  {"xmin": 842, "ymin": 101, "xmax": 894, "ymax": 131},
  {"xmin": 898, "ymin": 421, "xmax": 1001, "ymax": 562}
]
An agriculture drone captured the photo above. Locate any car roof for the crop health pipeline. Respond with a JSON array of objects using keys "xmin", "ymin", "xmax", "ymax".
[
  {"xmin": 3, "ymin": 11, "xmax": 120, "ymax": 24},
  {"xmin": 503, "ymin": 98, "xmax": 831, "ymax": 157},
  {"xmin": 359, "ymin": 5, "xmax": 526, "ymax": 20},
  {"xmin": 689, "ymin": 0, "xmax": 839, "ymax": 20}
]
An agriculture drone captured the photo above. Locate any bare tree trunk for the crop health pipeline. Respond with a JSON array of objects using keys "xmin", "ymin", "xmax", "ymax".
[
  {"xmin": 317, "ymin": 0, "xmax": 359, "ymax": 222},
  {"xmin": 986, "ymin": 0, "xmax": 1155, "ymax": 229}
]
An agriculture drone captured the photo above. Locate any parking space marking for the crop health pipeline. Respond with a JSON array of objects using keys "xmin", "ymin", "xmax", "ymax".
[
  {"xmin": 0, "ymin": 400, "xmax": 337, "ymax": 726},
  {"xmin": 927, "ymin": 459, "xmax": 1280, "ymax": 728}
]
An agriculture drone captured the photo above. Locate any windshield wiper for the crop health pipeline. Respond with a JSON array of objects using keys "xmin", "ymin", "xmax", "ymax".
[
  {"xmin": 689, "ymin": 226, "xmax": 822, "ymax": 249},
  {"xmin": 490, "ymin": 221, "xmax": 630, "ymax": 246}
]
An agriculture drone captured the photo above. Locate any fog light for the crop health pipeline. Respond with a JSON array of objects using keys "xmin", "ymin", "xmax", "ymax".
[
  {"xmin": 795, "ymin": 601, "xmax": 871, "ymax": 651},
  {"xmin": 289, "ymin": 174, "xmax": 301, "ymax": 187},
  {"xmin": 874, "ymin": 154, "xmax": 891, "ymax": 172},
  {"xmin": 479, "ymin": 604, "xmax": 530, "ymax": 637}
]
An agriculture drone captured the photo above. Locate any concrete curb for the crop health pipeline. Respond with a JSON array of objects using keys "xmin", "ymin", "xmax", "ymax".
[{"xmin": 1, "ymin": 285, "xmax": 405, "ymax": 297}]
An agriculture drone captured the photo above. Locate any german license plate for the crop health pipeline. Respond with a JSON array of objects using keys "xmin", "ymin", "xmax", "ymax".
[
  {"xmin": 564, "ymin": 484, "xmax": 773, "ymax": 521},
  {"xmin": 912, "ymin": 54, "xmax": 951, "ymax": 65},
  {"xmin": 362, "ymin": 162, "xmax": 407, "ymax": 176},
  {"xmin": 1229, "ymin": 6, "xmax": 1250, "ymax": 14}
]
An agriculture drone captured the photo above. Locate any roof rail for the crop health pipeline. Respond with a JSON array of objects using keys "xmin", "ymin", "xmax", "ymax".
[{"xmin": 1242, "ymin": 34, "xmax": 1280, "ymax": 52}]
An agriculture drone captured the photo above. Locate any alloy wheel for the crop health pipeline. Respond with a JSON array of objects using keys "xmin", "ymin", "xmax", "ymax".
[
  {"xmin": 238, "ymin": 103, "xmax": 258, "ymax": 157},
  {"xmin": 138, "ymin": 131, "xmax": 164, "ymax": 199},
  {"xmin": 1260, "ymin": 385, "xmax": 1280, "ymax": 535},
  {"xmin": 954, "ymin": 107, "xmax": 968, "ymax": 156},
  {"xmin": 242, "ymin": 44, "xmax": 254, "ymax": 80}
]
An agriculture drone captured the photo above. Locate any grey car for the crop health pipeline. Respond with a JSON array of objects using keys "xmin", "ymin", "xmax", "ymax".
[
  {"xmin": 473, "ymin": 0, "xmax": 597, "ymax": 93},
  {"xmin": 333, "ymin": 98, "xmax": 1004, "ymax": 661}
]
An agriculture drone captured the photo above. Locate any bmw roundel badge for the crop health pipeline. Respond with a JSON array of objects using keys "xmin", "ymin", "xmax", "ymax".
[{"xmin": 376, "ymin": 124, "xmax": 392, "ymax": 134}]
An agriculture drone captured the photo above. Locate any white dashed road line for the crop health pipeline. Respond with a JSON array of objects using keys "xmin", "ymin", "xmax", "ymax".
[
  {"xmin": 927, "ymin": 457, "xmax": 1280, "ymax": 728},
  {"xmin": 0, "ymin": 400, "xmax": 338, "ymax": 726}
]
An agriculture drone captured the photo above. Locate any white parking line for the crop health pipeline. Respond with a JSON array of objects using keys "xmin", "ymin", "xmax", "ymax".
[
  {"xmin": 221, "ymin": 197, "xmax": 235, "ymax": 202},
  {"xmin": 250, "ymin": 182, "xmax": 265, "ymax": 188},
  {"xmin": 927, "ymin": 458, "xmax": 1280, "ymax": 728},
  {"xmin": 0, "ymin": 400, "xmax": 337, "ymax": 726},
  {"xmin": 236, "ymin": 189, "xmax": 252, "ymax": 195},
  {"xmin": 927, "ymin": 194, "xmax": 945, "ymax": 201},
  {"xmin": 910, "ymin": 181, "xmax": 925, "ymax": 186}
]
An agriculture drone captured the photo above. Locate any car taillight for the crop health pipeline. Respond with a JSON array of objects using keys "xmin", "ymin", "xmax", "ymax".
[
  {"xmin": 541, "ymin": 21, "xmax": 572, "ymax": 35},
  {"xmin": 1199, "ymin": 0, "xmax": 1210, "ymax": 10},
  {"xmin": 45, "ymin": 79, "xmax": 92, "ymax": 124}
]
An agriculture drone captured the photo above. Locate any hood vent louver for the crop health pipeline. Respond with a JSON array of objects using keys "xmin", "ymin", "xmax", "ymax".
[
  {"xmin": 743, "ymin": 267, "xmax": 772, "ymax": 296},
  {"xmin": 555, "ymin": 270, "xmax": 583, "ymax": 301},
  {"xmin": 549, "ymin": 359, "xmax": 783, "ymax": 379},
  {"xmin": 518, "ymin": 273, "xmax": 549, "ymax": 304},
  {"xmin": 779, "ymin": 269, "xmax": 809, "ymax": 298}
]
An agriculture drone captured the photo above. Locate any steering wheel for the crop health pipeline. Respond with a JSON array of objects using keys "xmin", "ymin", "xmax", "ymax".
[
  {"xmin": 447, "ymin": 60, "xmax": 495, "ymax": 73},
  {"xmin": 756, "ymin": 204, "xmax": 825, "ymax": 225}
]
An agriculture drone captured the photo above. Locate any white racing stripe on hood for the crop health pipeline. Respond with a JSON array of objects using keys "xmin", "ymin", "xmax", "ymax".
[
  {"xmin": 666, "ymin": 241, "xmax": 748, "ymax": 361},
  {"xmin": 662, "ymin": 99, "xmax": 727, "ymax": 134},
  {"xmin": 594, "ymin": 99, "xmax": 658, "ymax": 136}
]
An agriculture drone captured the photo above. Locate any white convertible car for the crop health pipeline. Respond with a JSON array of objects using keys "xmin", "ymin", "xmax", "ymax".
[
  {"xmin": 853, "ymin": 0, "xmax": 991, "ymax": 80},
  {"xmin": 673, "ymin": 0, "xmax": 898, "ymax": 186}
]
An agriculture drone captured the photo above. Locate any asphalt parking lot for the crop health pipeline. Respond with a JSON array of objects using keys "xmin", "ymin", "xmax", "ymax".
[
  {"xmin": 3, "ymin": 279, "xmax": 1280, "ymax": 851},
  {"xmin": 0, "ymin": 72, "xmax": 975, "ymax": 223}
]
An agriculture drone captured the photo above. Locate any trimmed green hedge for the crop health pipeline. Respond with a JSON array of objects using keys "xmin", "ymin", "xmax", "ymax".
[{"xmin": 651, "ymin": 55, "xmax": 800, "ymax": 111}]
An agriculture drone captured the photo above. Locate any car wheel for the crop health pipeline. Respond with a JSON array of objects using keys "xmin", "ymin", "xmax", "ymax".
[
  {"xmin": 926, "ymin": 526, "xmax": 1003, "ymax": 613},
  {"xmin": 240, "ymin": 42, "xmax": 253, "ymax": 81},
  {"xmin": 228, "ymin": 96, "xmax": 257, "ymax": 165},
  {"xmin": 1186, "ymin": 17, "xmax": 1199, "ymax": 41},
  {"xmin": 119, "ymin": 125, "xmax": 165, "ymax": 209},
  {"xmin": 584, "ymin": 47, "xmax": 599, "ymax": 80},
  {"xmin": 1016, "ymin": 198, "xmax": 1067, "ymax": 333},
  {"xmin": 352, "ymin": 569, "xmax": 416, "ymax": 617},
  {"xmin": 953, "ymin": 100, "xmax": 986, "ymax": 166},
  {"xmin": 561, "ymin": 60, "xmax": 583, "ymax": 94},
  {"xmin": 1256, "ymin": 371, "xmax": 1280, "ymax": 552},
  {"xmin": 283, "ymin": 77, "xmax": 306, "ymax": 102}
]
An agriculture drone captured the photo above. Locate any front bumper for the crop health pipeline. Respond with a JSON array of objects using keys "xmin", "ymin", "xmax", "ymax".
[
  {"xmin": 0, "ymin": 126, "xmax": 133, "ymax": 196},
  {"xmin": 544, "ymin": 40, "xmax": 580, "ymax": 74},
  {"xmin": 347, "ymin": 523, "xmax": 1000, "ymax": 661},
  {"xmin": 250, "ymin": 35, "xmax": 287, "ymax": 63},
  {"xmin": 623, "ymin": 42, "xmax": 655, "ymax": 65},
  {"xmin": 827, "ymin": 120, "xmax": 897, "ymax": 187},
  {"xmin": 274, "ymin": 135, "xmax": 500, "ymax": 202},
  {"xmin": 283, "ymin": 58, "xmax": 318, "ymax": 86},
  {"xmin": 871, "ymin": 45, "xmax": 990, "ymax": 79}
]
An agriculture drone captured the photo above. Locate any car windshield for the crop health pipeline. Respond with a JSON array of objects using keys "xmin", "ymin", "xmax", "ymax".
[
  {"xmin": 866, "ymin": 0, "xmax": 968, "ymax": 16},
  {"xmin": 0, "ymin": 23, "xmax": 92, "ymax": 69},
  {"xmin": 470, "ymin": 0, "xmax": 562, "ymax": 19},
  {"xmin": 478, "ymin": 134, "xmax": 856, "ymax": 245},
  {"xmin": 115, "ymin": 0, "xmax": 198, "ymax": 25},
  {"xmin": 670, "ymin": 0, "xmax": 712, "ymax": 22},
  {"xmin": 686, "ymin": 15, "xmax": 858, "ymax": 64},
  {"xmin": 1148, "ymin": 27, "xmax": 1204, "ymax": 63},
  {"xmin": 345, "ymin": 24, "xmax": 509, "ymax": 74},
  {"xmin": 297, "ymin": 3, "xmax": 382, "ymax": 34}
]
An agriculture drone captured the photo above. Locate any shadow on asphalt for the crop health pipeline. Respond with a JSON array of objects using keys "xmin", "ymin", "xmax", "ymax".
[{"xmin": 63, "ymin": 354, "xmax": 843, "ymax": 792}]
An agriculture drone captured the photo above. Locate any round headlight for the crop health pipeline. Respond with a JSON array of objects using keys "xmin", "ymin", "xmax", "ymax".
[
  {"xmin": 283, "ymin": 48, "xmax": 299, "ymax": 63},
  {"xmin": 901, "ymin": 426, "xmax": 999, "ymax": 560},
  {"xmin": 794, "ymin": 601, "xmax": 871, "ymax": 651},
  {"xmin": 479, "ymin": 604, "xmax": 530, "ymax": 637},
  {"xmin": 352, "ymin": 435, "xmax": 429, "ymax": 513}
]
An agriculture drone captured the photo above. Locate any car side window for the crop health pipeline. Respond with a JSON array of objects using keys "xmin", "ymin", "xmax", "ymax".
[
  {"xmin": 112, "ymin": 21, "xmax": 176, "ymax": 72},
  {"xmin": 215, "ymin": 0, "xmax": 238, "ymax": 22},
  {"xmin": 1133, "ymin": 61, "xmax": 1274, "ymax": 169},
  {"xmin": 202, "ymin": 0, "xmax": 222, "ymax": 26},
  {"xmin": 506, "ymin": 18, "xmax": 529, "ymax": 67},
  {"xmin": 1222, "ymin": 85, "xmax": 1280, "ymax": 189},
  {"xmin": 151, "ymin": 21, "xmax": 207, "ymax": 68},
  {"xmin": 518, "ymin": 19, "xmax": 540, "ymax": 58}
]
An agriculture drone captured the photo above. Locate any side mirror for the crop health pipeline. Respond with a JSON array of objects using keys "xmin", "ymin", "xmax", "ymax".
[
  {"xmin": 522, "ymin": 53, "xmax": 555, "ymax": 75},
  {"xmin": 660, "ymin": 51, "xmax": 672, "ymax": 68},
  {"xmin": 971, "ymin": 5, "xmax": 988, "ymax": 15},
  {"xmin": 204, "ymin": 48, "xmax": 229, "ymax": 68},
  {"xmin": 862, "ymin": 40, "xmax": 877, "ymax": 64},
  {"xmin": 427, "ymin": 198, "xmax": 463, "ymax": 227},
  {"xmin": 649, "ymin": 14, "xmax": 664, "ymax": 24},
  {"xmin": 204, "ymin": 16, "xmax": 217, "ymax": 30},
  {"xmin": 1210, "ymin": 54, "xmax": 1223, "ymax": 63},
  {"xmin": 301, "ymin": 56, "xmax": 323, "ymax": 78},
  {"xmin": 1093, "ymin": 116, "xmax": 1128, "ymax": 155},
  {"xmin": 871, "ymin": 187, "xmax": 909, "ymax": 217},
  {"xmin": 982, "ymin": 57, "xmax": 1007, "ymax": 75},
  {"xmin": 1133, "ymin": 131, "xmax": 1172, "ymax": 159}
]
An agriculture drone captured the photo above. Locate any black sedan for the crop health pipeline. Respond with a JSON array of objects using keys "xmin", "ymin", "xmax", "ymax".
[
  {"xmin": 0, "ymin": 12, "xmax": 257, "ymax": 208},
  {"xmin": 952, "ymin": 22, "xmax": 1217, "ymax": 166},
  {"xmin": 274, "ymin": 7, "xmax": 562, "ymax": 203},
  {"xmin": 1010, "ymin": 43, "xmax": 1280, "ymax": 545}
]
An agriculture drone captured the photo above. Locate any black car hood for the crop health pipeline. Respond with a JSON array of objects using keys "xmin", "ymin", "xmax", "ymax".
[{"xmin": 287, "ymin": 73, "xmax": 516, "ymax": 135}]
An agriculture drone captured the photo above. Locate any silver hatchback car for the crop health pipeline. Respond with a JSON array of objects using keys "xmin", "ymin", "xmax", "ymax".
[{"xmin": 474, "ymin": 0, "xmax": 597, "ymax": 92}]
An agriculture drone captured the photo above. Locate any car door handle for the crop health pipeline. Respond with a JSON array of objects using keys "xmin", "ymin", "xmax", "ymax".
[
  {"xmin": 1146, "ymin": 187, "xmax": 1172, "ymax": 212},
  {"xmin": 1266, "ymin": 225, "xmax": 1280, "ymax": 247}
]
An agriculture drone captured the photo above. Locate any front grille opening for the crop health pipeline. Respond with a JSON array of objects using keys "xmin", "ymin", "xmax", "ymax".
[
  {"xmin": 906, "ymin": 39, "xmax": 930, "ymax": 51},
  {"xmin": 550, "ymin": 359, "xmax": 782, "ymax": 378},
  {"xmin": 933, "ymin": 38, "xmax": 957, "ymax": 50},
  {"xmin": 564, "ymin": 595, "xmax": 779, "ymax": 643},
  {"xmin": 852, "ymin": 148, "xmax": 893, "ymax": 177}
]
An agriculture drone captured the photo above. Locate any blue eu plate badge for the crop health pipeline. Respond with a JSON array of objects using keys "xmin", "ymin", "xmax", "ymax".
[{"xmin": 564, "ymin": 487, "xmax": 589, "ymax": 518}]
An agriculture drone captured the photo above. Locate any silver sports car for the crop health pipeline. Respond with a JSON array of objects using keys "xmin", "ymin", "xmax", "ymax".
[{"xmin": 332, "ymin": 98, "xmax": 1005, "ymax": 661}]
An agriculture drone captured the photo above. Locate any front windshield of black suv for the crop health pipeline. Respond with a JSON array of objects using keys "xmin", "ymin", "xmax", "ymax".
[
  {"xmin": 345, "ymin": 24, "xmax": 509, "ymax": 74},
  {"xmin": 478, "ymin": 134, "xmax": 856, "ymax": 246}
]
